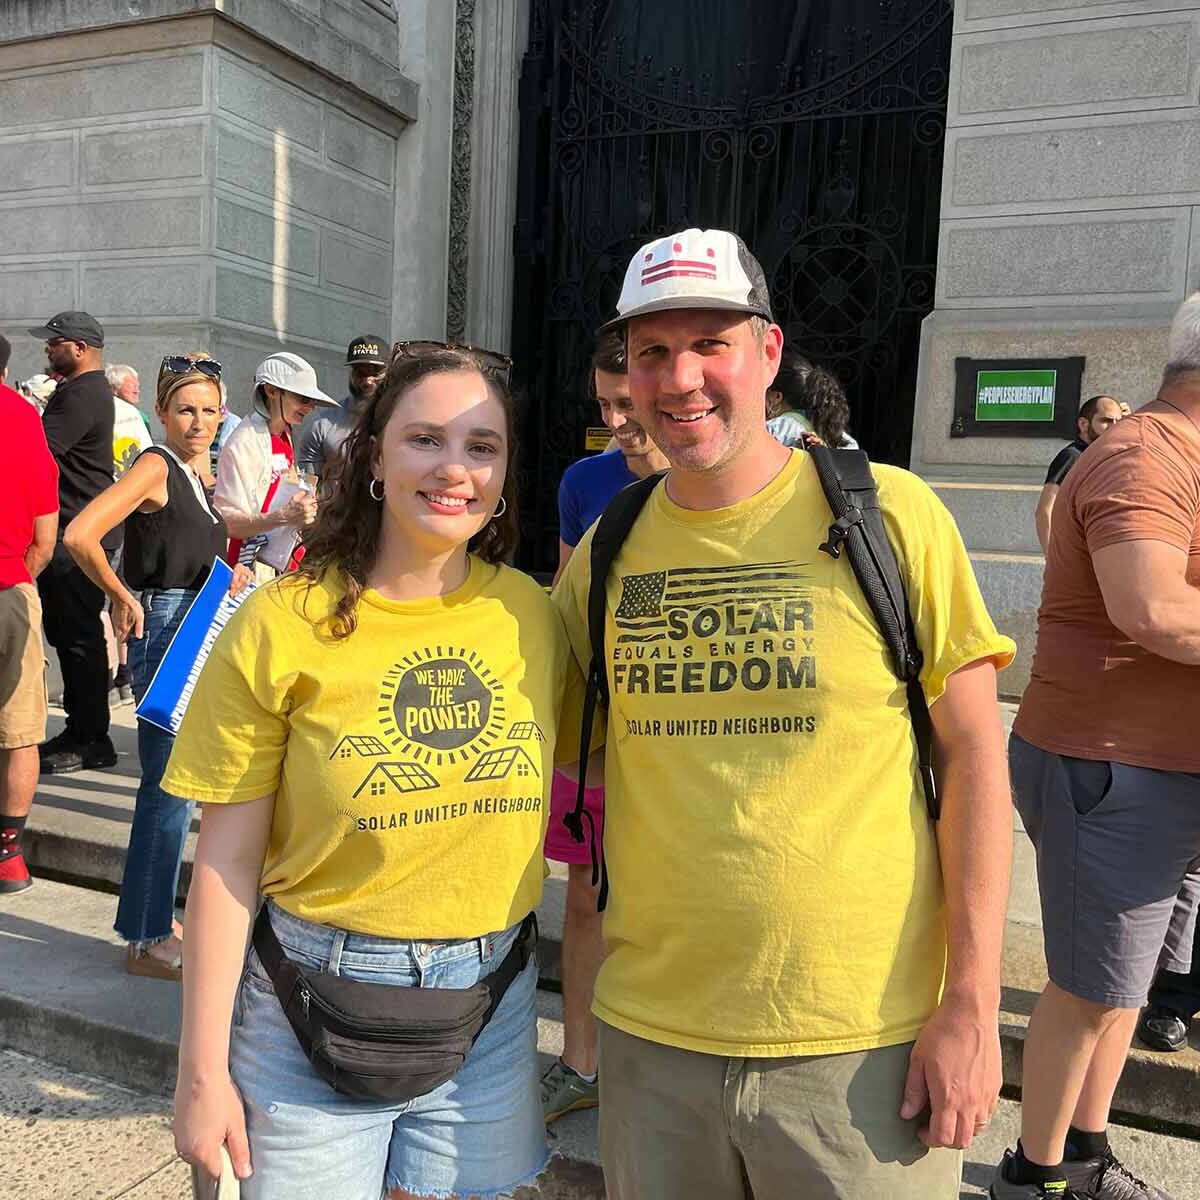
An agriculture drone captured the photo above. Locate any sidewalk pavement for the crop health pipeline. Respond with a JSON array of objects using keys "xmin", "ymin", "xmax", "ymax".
[
  {"xmin": 1, "ymin": 990, "xmax": 605, "ymax": 1200},
  {"xmin": 6, "ymin": 1038, "xmax": 1200, "ymax": 1200}
]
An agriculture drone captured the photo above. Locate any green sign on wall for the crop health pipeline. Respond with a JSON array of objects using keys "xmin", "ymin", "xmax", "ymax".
[
  {"xmin": 974, "ymin": 369, "xmax": 1057, "ymax": 422},
  {"xmin": 953, "ymin": 356, "xmax": 1084, "ymax": 439}
]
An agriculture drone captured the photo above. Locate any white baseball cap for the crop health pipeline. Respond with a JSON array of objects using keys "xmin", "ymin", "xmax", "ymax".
[
  {"xmin": 600, "ymin": 228, "xmax": 775, "ymax": 333},
  {"xmin": 253, "ymin": 351, "xmax": 336, "ymax": 406}
]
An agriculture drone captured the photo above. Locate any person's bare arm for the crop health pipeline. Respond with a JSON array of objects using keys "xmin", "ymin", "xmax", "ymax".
[
  {"xmin": 218, "ymin": 493, "xmax": 315, "ymax": 541},
  {"xmin": 552, "ymin": 538, "xmax": 575, "ymax": 588},
  {"xmin": 25, "ymin": 511, "xmax": 59, "ymax": 579},
  {"xmin": 1034, "ymin": 483, "xmax": 1058, "ymax": 555},
  {"xmin": 175, "ymin": 795, "xmax": 274, "ymax": 1183},
  {"xmin": 1092, "ymin": 540, "xmax": 1200, "ymax": 664},
  {"xmin": 63, "ymin": 453, "xmax": 169, "ymax": 639},
  {"xmin": 900, "ymin": 658, "xmax": 1010, "ymax": 1150}
]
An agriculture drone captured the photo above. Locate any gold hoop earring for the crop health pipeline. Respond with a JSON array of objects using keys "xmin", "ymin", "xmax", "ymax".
[
  {"xmin": 369, "ymin": 478, "xmax": 385, "ymax": 501},
  {"xmin": 493, "ymin": 496, "xmax": 507, "ymax": 520}
]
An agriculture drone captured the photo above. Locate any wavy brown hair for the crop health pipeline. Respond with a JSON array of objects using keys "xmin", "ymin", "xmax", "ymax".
[{"xmin": 297, "ymin": 349, "xmax": 519, "ymax": 639}]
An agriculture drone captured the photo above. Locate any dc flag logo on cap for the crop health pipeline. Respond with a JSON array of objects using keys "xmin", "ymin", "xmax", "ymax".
[
  {"xmin": 600, "ymin": 228, "xmax": 774, "ymax": 334},
  {"xmin": 640, "ymin": 243, "xmax": 719, "ymax": 286}
]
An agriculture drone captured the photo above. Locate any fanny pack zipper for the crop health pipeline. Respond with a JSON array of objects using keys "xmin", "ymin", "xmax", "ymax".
[{"xmin": 293, "ymin": 978, "xmax": 485, "ymax": 1041}]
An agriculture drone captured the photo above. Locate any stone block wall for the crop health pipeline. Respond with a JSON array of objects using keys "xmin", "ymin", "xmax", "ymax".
[
  {"xmin": 0, "ymin": 38, "xmax": 213, "ymax": 405},
  {"xmin": 209, "ymin": 46, "xmax": 398, "ymax": 403},
  {"xmin": 0, "ymin": 3, "xmax": 426, "ymax": 420},
  {"xmin": 913, "ymin": 2, "xmax": 1200, "ymax": 480},
  {"xmin": 910, "ymin": 3, "xmax": 1200, "ymax": 692}
]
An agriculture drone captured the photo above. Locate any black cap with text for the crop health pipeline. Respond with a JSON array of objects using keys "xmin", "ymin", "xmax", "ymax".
[{"xmin": 345, "ymin": 335, "xmax": 387, "ymax": 366}]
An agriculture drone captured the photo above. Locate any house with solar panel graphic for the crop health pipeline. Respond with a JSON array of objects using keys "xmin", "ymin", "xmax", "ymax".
[
  {"xmin": 329, "ymin": 735, "xmax": 390, "ymax": 761},
  {"xmin": 353, "ymin": 761, "xmax": 440, "ymax": 798},
  {"xmin": 464, "ymin": 745, "xmax": 541, "ymax": 783},
  {"xmin": 507, "ymin": 721, "xmax": 546, "ymax": 743}
]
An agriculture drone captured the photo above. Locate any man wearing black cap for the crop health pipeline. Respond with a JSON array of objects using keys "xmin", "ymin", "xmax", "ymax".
[
  {"xmin": 28, "ymin": 310, "xmax": 119, "ymax": 773},
  {"xmin": 295, "ymin": 335, "xmax": 387, "ymax": 480}
]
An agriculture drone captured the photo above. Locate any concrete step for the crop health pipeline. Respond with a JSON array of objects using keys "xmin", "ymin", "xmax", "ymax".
[
  {"xmin": 1000, "ymin": 920, "xmax": 1200, "ymax": 1130},
  {"xmin": 967, "ymin": 552, "xmax": 1043, "ymax": 697},
  {"xmin": 0, "ymin": 876, "xmax": 602, "ymax": 1196},
  {"xmin": 925, "ymin": 479, "xmax": 1046, "ymax": 697},
  {"xmin": 929, "ymin": 480, "xmax": 1044, "ymax": 558},
  {"xmin": 12, "ymin": 854, "xmax": 1200, "ymax": 1139},
  {"xmin": 20, "ymin": 705, "xmax": 1200, "ymax": 1133}
]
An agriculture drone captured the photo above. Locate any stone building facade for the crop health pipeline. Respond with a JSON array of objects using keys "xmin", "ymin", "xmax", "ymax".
[
  {"xmin": 0, "ymin": 0, "xmax": 524, "ymax": 405},
  {"xmin": 914, "ymin": 1, "xmax": 1200, "ymax": 689},
  {"xmin": 4, "ymin": 0, "xmax": 1196, "ymax": 690}
]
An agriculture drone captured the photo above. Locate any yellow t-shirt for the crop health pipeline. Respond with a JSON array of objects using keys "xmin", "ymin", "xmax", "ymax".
[
  {"xmin": 553, "ymin": 450, "xmax": 1015, "ymax": 1057},
  {"xmin": 163, "ymin": 557, "xmax": 584, "ymax": 938}
]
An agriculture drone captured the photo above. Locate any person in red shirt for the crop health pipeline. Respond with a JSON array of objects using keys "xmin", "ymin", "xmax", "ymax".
[{"xmin": 0, "ymin": 335, "xmax": 60, "ymax": 892}]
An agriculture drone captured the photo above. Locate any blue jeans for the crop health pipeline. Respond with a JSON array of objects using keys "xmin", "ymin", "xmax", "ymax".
[
  {"xmin": 231, "ymin": 903, "xmax": 547, "ymax": 1199},
  {"xmin": 115, "ymin": 588, "xmax": 198, "ymax": 946}
]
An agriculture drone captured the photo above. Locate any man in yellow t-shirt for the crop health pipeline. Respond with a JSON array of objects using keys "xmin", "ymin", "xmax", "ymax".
[{"xmin": 552, "ymin": 228, "xmax": 1015, "ymax": 1200}]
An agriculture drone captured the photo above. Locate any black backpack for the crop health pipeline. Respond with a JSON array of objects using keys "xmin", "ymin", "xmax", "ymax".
[{"xmin": 562, "ymin": 444, "xmax": 936, "ymax": 910}]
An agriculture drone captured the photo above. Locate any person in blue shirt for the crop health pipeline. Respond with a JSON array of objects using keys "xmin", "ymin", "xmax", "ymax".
[
  {"xmin": 542, "ymin": 331, "xmax": 667, "ymax": 1125},
  {"xmin": 555, "ymin": 332, "xmax": 669, "ymax": 577}
]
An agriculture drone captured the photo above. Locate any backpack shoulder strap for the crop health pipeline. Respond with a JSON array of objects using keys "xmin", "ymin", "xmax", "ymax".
[
  {"xmin": 586, "ymin": 472, "xmax": 666, "ymax": 709},
  {"xmin": 806, "ymin": 445, "xmax": 938, "ymax": 820},
  {"xmin": 564, "ymin": 471, "xmax": 666, "ymax": 908}
]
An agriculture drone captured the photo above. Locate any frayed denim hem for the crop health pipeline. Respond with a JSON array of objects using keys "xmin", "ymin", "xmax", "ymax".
[
  {"xmin": 385, "ymin": 1147, "xmax": 551, "ymax": 1200},
  {"xmin": 125, "ymin": 933, "xmax": 174, "ymax": 952}
]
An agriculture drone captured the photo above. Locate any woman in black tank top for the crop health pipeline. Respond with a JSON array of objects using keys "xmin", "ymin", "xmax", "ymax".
[{"xmin": 64, "ymin": 357, "xmax": 252, "ymax": 980}]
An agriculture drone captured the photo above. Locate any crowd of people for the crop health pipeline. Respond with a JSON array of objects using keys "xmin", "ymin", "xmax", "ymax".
[{"xmin": 0, "ymin": 223, "xmax": 1196, "ymax": 1200}]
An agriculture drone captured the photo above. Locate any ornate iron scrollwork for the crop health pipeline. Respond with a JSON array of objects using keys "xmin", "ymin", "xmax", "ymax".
[
  {"xmin": 446, "ymin": 0, "xmax": 476, "ymax": 343},
  {"xmin": 511, "ymin": 0, "xmax": 955, "ymax": 572}
]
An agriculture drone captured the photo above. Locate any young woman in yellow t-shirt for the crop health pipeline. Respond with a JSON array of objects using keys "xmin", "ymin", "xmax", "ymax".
[{"xmin": 165, "ymin": 348, "xmax": 582, "ymax": 1200}]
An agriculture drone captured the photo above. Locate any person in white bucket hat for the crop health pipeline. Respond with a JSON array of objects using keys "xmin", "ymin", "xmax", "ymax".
[
  {"xmin": 214, "ymin": 351, "xmax": 336, "ymax": 581},
  {"xmin": 551, "ymin": 228, "xmax": 1016, "ymax": 1199}
]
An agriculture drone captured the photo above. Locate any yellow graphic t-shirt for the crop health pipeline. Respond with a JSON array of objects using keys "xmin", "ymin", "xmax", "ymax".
[
  {"xmin": 553, "ymin": 450, "xmax": 1015, "ymax": 1057},
  {"xmin": 163, "ymin": 557, "xmax": 584, "ymax": 938}
]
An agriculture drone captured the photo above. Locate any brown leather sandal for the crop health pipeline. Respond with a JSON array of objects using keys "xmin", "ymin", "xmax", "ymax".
[{"xmin": 125, "ymin": 942, "xmax": 183, "ymax": 981}]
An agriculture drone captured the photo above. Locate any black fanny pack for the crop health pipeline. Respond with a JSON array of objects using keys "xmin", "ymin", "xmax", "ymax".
[{"xmin": 251, "ymin": 905, "xmax": 538, "ymax": 1103}]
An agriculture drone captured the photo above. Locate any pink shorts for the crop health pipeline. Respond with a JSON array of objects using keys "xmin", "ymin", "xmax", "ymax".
[{"xmin": 544, "ymin": 770, "xmax": 604, "ymax": 866}]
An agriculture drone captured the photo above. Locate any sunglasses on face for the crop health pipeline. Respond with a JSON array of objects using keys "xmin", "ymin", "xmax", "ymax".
[
  {"xmin": 390, "ymin": 339, "xmax": 513, "ymax": 382},
  {"xmin": 159, "ymin": 355, "xmax": 222, "ymax": 381}
]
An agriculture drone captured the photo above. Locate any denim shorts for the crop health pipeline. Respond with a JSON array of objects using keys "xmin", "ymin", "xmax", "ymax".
[{"xmin": 230, "ymin": 902, "xmax": 547, "ymax": 1199}]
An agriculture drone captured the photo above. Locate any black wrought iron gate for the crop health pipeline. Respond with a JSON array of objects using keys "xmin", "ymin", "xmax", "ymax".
[{"xmin": 511, "ymin": 0, "xmax": 954, "ymax": 573}]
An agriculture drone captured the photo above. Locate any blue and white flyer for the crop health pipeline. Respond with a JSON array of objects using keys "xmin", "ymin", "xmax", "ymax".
[{"xmin": 135, "ymin": 558, "xmax": 255, "ymax": 735}]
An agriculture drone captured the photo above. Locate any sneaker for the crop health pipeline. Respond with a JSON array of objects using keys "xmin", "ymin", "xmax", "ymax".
[
  {"xmin": 40, "ymin": 735, "xmax": 118, "ymax": 775},
  {"xmin": 1136, "ymin": 1003, "xmax": 1189, "ymax": 1053},
  {"xmin": 0, "ymin": 849, "xmax": 32, "ymax": 895},
  {"xmin": 1064, "ymin": 1148, "xmax": 1175, "ymax": 1200},
  {"xmin": 540, "ymin": 1058, "xmax": 599, "ymax": 1124},
  {"xmin": 39, "ymin": 729, "xmax": 81, "ymax": 774},
  {"xmin": 81, "ymin": 736, "xmax": 118, "ymax": 770},
  {"xmin": 991, "ymin": 1151, "xmax": 1083, "ymax": 1199},
  {"xmin": 117, "ymin": 683, "xmax": 134, "ymax": 706}
]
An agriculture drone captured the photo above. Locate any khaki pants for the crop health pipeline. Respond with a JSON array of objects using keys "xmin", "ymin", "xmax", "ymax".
[
  {"xmin": 0, "ymin": 584, "xmax": 47, "ymax": 749},
  {"xmin": 598, "ymin": 1021, "xmax": 961, "ymax": 1200}
]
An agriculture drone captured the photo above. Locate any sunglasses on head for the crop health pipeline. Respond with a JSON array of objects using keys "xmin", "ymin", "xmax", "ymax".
[
  {"xmin": 390, "ymin": 340, "xmax": 513, "ymax": 382},
  {"xmin": 159, "ymin": 355, "xmax": 222, "ymax": 381}
]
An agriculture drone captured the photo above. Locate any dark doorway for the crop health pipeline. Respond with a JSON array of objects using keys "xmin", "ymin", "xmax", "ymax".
[{"xmin": 511, "ymin": 0, "xmax": 954, "ymax": 573}]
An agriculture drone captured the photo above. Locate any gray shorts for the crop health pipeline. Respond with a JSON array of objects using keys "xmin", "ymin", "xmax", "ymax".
[{"xmin": 1010, "ymin": 733, "xmax": 1200, "ymax": 1008}]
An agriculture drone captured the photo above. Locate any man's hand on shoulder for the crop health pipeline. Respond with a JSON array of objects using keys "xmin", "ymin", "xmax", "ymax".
[{"xmin": 900, "ymin": 991, "xmax": 1001, "ymax": 1150}]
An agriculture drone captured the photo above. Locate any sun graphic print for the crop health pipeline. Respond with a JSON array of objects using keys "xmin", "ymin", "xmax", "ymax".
[{"xmin": 377, "ymin": 646, "xmax": 507, "ymax": 768}]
